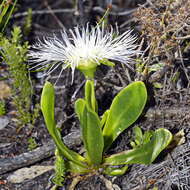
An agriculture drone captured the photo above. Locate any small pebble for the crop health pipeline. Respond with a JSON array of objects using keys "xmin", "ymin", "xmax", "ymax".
[{"xmin": 0, "ymin": 116, "xmax": 9, "ymax": 130}]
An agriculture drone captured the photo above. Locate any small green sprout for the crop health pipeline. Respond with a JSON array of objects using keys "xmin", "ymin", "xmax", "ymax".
[
  {"xmin": 27, "ymin": 137, "xmax": 38, "ymax": 151},
  {"xmin": 52, "ymin": 149, "xmax": 66, "ymax": 187}
]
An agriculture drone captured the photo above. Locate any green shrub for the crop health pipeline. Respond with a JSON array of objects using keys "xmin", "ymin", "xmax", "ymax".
[{"xmin": 0, "ymin": 27, "xmax": 39, "ymax": 127}]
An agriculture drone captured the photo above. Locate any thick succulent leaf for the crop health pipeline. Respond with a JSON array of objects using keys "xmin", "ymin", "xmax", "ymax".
[
  {"xmin": 82, "ymin": 105, "xmax": 104, "ymax": 165},
  {"xmin": 133, "ymin": 126, "xmax": 143, "ymax": 144},
  {"xmin": 103, "ymin": 165, "xmax": 128, "ymax": 176},
  {"xmin": 65, "ymin": 161, "xmax": 90, "ymax": 174},
  {"xmin": 41, "ymin": 82, "xmax": 86, "ymax": 167},
  {"xmin": 85, "ymin": 80, "xmax": 98, "ymax": 112},
  {"xmin": 75, "ymin": 99, "xmax": 104, "ymax": 165},
  {"xmin": 41, "ymin": 82, "xmax": 55, "ymax": 133},
  {"xmin": 104, "ymin": 128, "xmax": 172, "ymax": 165},
  {"xmin": 131, "ymin": 126, "xmax": 143, "ymax": 148},
  {"xmin": 130, "ymin": 126, "xmax": 153, "ymax": 148},
  {"xmin": 100, "ymin": 110, "xmax": 110, "ymax": 129},
  {"xmin": 75, "ymin": 98, "xmax": 87, "ymax": 148},
  {"xmin": 103, "ymin": 81, "xmax": 147, "ymax": 151},
  {"xmin": 75, "ymin": 98, "xmax": 86, "ymax": 121},
  {"xmin": 143, "ymin": 130, "xmax": 154, "ymax": 144}
]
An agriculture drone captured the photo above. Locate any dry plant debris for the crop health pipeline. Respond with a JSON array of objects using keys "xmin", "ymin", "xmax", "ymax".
[{"xmin": 135, "ymin": 0, "xmax": 190, "ymax": 61}]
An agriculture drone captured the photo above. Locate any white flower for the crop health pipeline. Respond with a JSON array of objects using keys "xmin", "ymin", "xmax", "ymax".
[{"xmin": 29, "ymin": 24, "xmax": 138, "ymax": 82}]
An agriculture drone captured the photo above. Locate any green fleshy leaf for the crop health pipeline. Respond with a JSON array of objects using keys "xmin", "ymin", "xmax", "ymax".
[
  {"xmin": 75, "ymin": 99, "xmax": 104, "ymax": 165},
  {"xmin": 104, "ymin": 128, "xmax": 172, "ymax": 165},
  {"xmin": 103, "ymin": 165, "xmax": 128, "ymax": 176},
  {"xmin": 75, "ymin": 98, "xmax": 88, "ymax": 150},
  {"xmin": 133, "ymin": 126, "xmax": 143, "ymax": 146},
  {"xmin": 65, "ymin": 161, "xmax": 90, "ymax": 174},
  {"xmin": 130, "ymin": 127, "xmax": 154, "ymax": 148},
  {"xmin": 75, "ymin": 98, "xmax": 86, "ymax": 121},
  {"xmin": 85, "ymin": 80, "xmax": 98, "ymax": 112},
  {"xmin": 41, "ymin": 82, "xmax": 86, "ymax": 167},
  {"xmin": 103, "ymin": 81, "xmax": 147, "ymax": 151},
  {"xmin": 143, "ymin": 130, "xmax": 154, "ymax": 144},
  {"xmin": 100, "ymin": 110, "xmax": 110, "ymax": 129}
]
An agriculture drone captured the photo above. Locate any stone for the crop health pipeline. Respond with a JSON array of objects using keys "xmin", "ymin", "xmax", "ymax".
[
  {"xmin": 7, "ymin": 165, "xmax": 54, "ymax": 183},
  {"xmin": 0, "ymin": 81, "xmax": 11, "ymax": 99},
  {"xmin": 0, "ymin": 143, "xmax": 11, "ymax": 148},
  {"xmin": 0, "ymin": 116, "xmax": 9, "ymax": 130}
]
